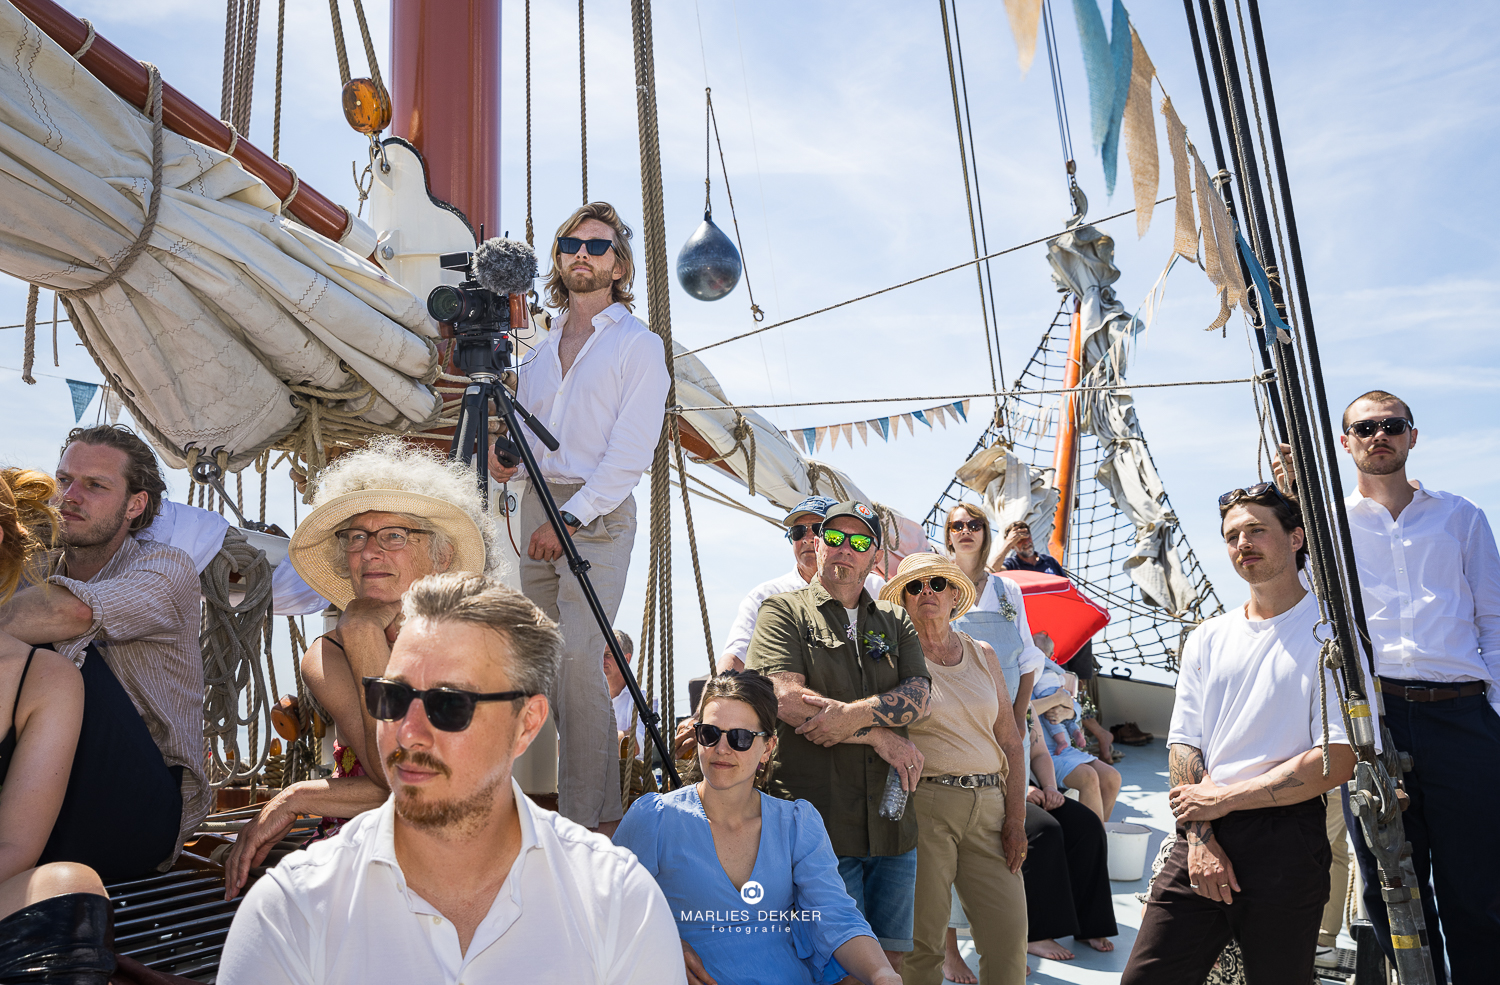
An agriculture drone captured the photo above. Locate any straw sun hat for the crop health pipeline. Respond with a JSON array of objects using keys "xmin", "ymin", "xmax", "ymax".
[
  {"xmin": 287, "ymin": 489, "xmax": 487, "ymax": 610},
  {"xmin": 879, "ymin": 552, "xmax": 978, "ymax": 621}
]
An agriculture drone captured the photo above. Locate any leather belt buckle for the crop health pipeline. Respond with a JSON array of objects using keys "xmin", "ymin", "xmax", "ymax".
[{"xmin": 958, "ymin": 774, "xmax": 979, "ymax": 789}]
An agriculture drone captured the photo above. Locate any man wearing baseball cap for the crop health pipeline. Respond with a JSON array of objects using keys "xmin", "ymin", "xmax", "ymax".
[
  {"xmin": 746, "ymin": 500, "xmax": 931, "ymax": 975},
  {"xmin": 716, "ymin": 495, "xmax": 886, "ymax": 673}
]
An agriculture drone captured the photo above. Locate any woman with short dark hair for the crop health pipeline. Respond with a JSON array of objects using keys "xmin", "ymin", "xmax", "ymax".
[{"xmin": 615, "ymin": 671, "xmax": 899, "ymax": 985}]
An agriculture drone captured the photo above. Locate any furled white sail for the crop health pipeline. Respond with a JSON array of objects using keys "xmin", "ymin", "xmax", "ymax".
[{"xmin": 0, "ymin": 5, "xmax": 440, "ymax": 470}]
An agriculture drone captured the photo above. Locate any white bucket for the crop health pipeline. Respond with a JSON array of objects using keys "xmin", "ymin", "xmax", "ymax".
[{"xmin": 1104, "ymin": 822, "xmax": 1153, "ymax": 881}]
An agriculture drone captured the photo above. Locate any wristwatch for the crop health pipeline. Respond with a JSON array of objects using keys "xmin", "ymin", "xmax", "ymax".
[{"xmin": 559, "ymin": 510, "xmax": 581, "ymax": 530}]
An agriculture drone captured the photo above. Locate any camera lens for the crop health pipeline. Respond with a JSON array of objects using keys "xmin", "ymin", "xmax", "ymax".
[{"xmin": 427, "ymin": 285, "xmax": 466, "ymax": 323}]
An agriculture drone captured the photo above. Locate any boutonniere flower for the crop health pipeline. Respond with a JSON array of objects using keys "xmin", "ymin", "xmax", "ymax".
[
  {"xmin": 1000, "ymin": 598, "xmax": 1018, "ymax": 623},
  {"xmin": 862, "ymin": 630, "xmax": 894, "ymax": 667}
]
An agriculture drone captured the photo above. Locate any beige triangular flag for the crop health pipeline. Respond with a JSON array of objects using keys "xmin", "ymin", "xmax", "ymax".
[
  {"xmin": 962, "ymin": 399, "xmax": 972, "ymax": 421},
  {"xmin": 1191, "ymin": 144, "xmax": 1245, "ymax": 332},
  {"xmin": 1161, "ymin": 97, "xmax": 1198, "ymax": 263},
  {"xmin": 1002, "ymin": 0, "xmax": 1043, "ymax": 75},
  {"xmin": 902, "ymin": 413, "xmax": 915, "ymax": 436},
  {"xmin": 855, "ymin": 420, "xmax": 869, "ymax": 445},
  {"xmin": 930, "ymin": 405, "xmax": 948, "ymax": 428},
  {"xmin": 829, "ymin": 425, "xmax": 841, "ymax": 450},
  {"xmin": 103, "ymin": 387, "xmax": 123, "ymax": 425},
  {"xmin": 841, "ymin": 422, "xmax": 855, "ymax": 447},
  {"xmin": 1124, "ymin": 26, "xmax": 1159, "ymax": 238},
  {"xmin": 815, "ymin": 426, "xmax": 828, "ymax": 452}
]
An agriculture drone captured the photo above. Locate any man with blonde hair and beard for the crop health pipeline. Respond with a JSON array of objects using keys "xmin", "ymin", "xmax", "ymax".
[
  {"xmin": 219, "ymin": 573, "xmax": 683, "ymax": 984},
  {"xmin": 490, "ymin": 202, "xmax": 670, "ymax": 834}
]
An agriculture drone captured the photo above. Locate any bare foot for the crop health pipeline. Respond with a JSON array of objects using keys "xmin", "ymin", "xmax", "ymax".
[
  {"xmin": 1080, "ymin": 937, "xmax": 1114, "ymax": 952},
  {"xmin": 1027, "ymin": 939, "xmax": 1075, "ymax": 961},
  {"xmin": 943, "ymin": 929, "xmax": 978, "ymax": 984}
]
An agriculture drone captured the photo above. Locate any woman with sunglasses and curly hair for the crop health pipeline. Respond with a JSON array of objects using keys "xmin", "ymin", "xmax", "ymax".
[
  {"xmin": 881, "ymin": 552, "xmax": 1030, "ymax": 985},
  {"xmin": 0, "ymin": 468, "xmax": 112, "ymax": 981},
  {"xmin": 614, "ymin": 671, "xmax": 899, "ymax": 985}
]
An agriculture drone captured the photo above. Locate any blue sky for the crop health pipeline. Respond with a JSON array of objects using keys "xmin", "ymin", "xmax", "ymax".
[{"xmin": 1, "ymin": 1, "xmax": 1496, "ymax": 714}]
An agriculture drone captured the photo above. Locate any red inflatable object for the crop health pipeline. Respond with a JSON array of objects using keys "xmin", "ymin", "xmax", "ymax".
[{"xmin": 1000, "ymin": 570, "xmax": 1109, "ymax": 665}]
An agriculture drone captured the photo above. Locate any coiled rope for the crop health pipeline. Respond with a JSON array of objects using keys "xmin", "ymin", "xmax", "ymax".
[{"xmin": 201, "ymin": 529, "xmax": 274, "ymax": 787}]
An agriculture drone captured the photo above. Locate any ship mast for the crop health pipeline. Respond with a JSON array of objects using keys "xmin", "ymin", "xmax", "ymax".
[{"xmin": 1047, "ymin": 299, "xmax": 1083, "ymax": 563}]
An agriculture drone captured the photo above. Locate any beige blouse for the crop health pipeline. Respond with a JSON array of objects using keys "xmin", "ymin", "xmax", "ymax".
[{"xmin": 909, "ymin": 632, "xmax": 1009, "ymax": 779}]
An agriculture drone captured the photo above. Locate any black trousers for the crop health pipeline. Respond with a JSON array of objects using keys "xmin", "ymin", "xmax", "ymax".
[
  {"xmin": 38, "ymin": 644, "xmax": 182, "ymax": 882},
  {"xmin": 1021, "ymin": 799, "xmax": 1117, "ymax": 941},
  {"xmin": 1122, "ymin": 798, "xmax": 1328, "ymax": 985},
  {"xmin": 1344, "ymin": 681, "xmax": 1500, "ymax": 985}
]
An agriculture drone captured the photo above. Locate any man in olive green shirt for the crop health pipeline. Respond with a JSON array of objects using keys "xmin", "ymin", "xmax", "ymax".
[{"xmin": 746, "ymin": 501, "xmax": 930, "ymax": 971}]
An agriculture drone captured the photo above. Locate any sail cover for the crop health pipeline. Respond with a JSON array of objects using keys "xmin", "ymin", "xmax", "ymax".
[
  {"xmin": 0, "ymin": 5, "xmax": 440, "ymax": 470},
  {"xmin": 1046, "ymin": 222, "xmax": 1197, "ymax": 615}
]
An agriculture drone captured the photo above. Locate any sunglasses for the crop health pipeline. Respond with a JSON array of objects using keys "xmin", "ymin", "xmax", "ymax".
[
  {"xmin": 557, "ymin": 236, "xmax": 614, "ymax": 256},
  {"xmin": 786, "ymin": 522, "xmax": 823, "ymax": 542},
  {"xmin": 822, "ymin": 528, "xmax": 874, "ymax": 552},
  {"xmin": 335, "ymin": 526, "xmax": 430, "ymax": 554},
  {"xmin": 694, "ymin": 722, "xmax": 772, "ymax": 752},
  {"xmin": 1345, "ymin": 417, "xmax": 1412, "ymax": 439},
  {"xmin": 1218, "ymin": 482, "xmax": 1294, "ymax": 510},
  {"xmin": 363, "ymin": 677, "xmax": 530, "ymax": 732},
  {"xmin": 948, "ymin": 519, "xmax": 986, "ymax": 534},
  {"xmin": 904, "ymin": 576, "xmax": 951, "ymax": 595}
]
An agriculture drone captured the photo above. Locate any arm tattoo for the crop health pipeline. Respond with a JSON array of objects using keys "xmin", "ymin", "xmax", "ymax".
[
  {"xmin": 869, "ymin": 677, "xmax": 931, "ymax": 727},
  {"xmin": 1168, "ymin": 744, "xmax": 1207, "ymax": 787},
  {"xmin": 1185, "ymin": 820, "xmax": 1213, "ymax": 845},
  {"xmin": 1267, "ymin": 766, "xmax": 1305, "ymax": 804}
]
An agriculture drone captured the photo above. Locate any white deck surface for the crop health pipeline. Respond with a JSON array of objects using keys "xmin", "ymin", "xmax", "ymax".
[{"xmin": 950, "ymin": 740, "xmax": 1173, "ymax": 984}]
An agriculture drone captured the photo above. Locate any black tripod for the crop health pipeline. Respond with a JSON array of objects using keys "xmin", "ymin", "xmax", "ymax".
[{"xmin": 446, "ymin": 323, "xmax": 680, "ymax": 789}]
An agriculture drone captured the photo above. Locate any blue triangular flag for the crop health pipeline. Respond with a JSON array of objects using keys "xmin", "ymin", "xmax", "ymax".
[
  {"xmin": 1073, "ymin": 0, "xmax": 1133, "ymax": 195},
  {"xmin": 913, "ymin": 409, "xmax": 932, "ymax": 428},
  {"xmin": 952, "ymin": 401, "xmax": 968, "ymax": 421},
  {"xmin": 801, "ymin": 428, "xmax": 817, "ymax": 452},
  {"xmin": 66, "ymin": 379, "xmax": 98, "ymax": 422},
  {"xmin": 875, "ymin": 418, "xmax": 890, "ymax": 441}
]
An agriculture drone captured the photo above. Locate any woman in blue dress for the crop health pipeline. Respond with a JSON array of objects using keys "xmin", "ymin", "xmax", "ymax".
[{"xmin": 614, "ymin": 671, "xmax": 900, "ymax": 985}]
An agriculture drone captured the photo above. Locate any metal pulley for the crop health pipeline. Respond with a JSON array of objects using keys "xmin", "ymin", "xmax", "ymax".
[{"xmin": 675, "ymin": 211, "xmax": 742, "ymax": 301}]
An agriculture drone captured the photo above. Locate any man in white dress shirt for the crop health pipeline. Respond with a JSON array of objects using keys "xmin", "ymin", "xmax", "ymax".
[
  {"xmin": 605, "ymin": 629, "xmax": 655, "ymax": 755},
  {"xmin": 1334, "ymin": 390, "xmax": 1500, "ymax": 984},
  {"xmin": 717, "ymin": 495, "xmax": 886, "ymax": 673},
  {"xmin": 1120, "ymin": 484, "xmax": 1354, "ymax": 985},
  {"xmin": 490, "ymin": 202, "xmax": 671, "ymax": 833},
  {"xmin": 219, "ymin": 573, "xmax": 683, "ymax": 985}
]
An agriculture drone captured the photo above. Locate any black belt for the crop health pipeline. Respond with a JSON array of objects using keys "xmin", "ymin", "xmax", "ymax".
[
  {"xmin": 923, "ymin": 772, "xmax": 1001, "ymax": 789},
  {"xmin": 1377, "ymin": 678, "xmax": 1486, "ymax": 703}
]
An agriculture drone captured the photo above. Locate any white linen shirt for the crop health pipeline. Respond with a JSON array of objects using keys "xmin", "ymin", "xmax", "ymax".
[
  {"xmin": 972, "ymin": 574, "xmax": 1048, "ymax": 678},
  {"xmin": 719, "ymin": 568, "xmax": 886, "ymax": 662},
  {"xmin": 514, "ymin": 303, "xmax": 671, "ymax": 525},
  {"xmin": 218, "ymin": 782, "xmax": 685, "ymax": 985},
  {"xmin": 612, "ymin": 688, "xmax": 658, "ymax": 754},
  {"xmin": 1168, "ymin": 592, "xmax": 1349, "ymax": 786},
  {"xmin": 1345, "ymin": 483, "xmax": 1500, "ymax": 709}
]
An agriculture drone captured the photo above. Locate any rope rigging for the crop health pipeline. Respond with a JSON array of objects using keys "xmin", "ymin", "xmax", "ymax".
[
  {"xmin": 1040, "ymin": 0, "xmax": 1080, "ymax": 204},
  {"xmin": 702, "ymin": 89, "xmax": 764, "ymax": 323}
]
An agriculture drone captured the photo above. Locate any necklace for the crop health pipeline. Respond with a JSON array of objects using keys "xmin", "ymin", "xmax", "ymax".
[{"xmin": 927, "ymin": 632, "xmax": 962, "ymax": 667}]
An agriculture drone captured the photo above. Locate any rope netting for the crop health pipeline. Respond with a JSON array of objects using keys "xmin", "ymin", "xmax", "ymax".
[{"xmin": 923, "ymin": 298, "xmax": 1223, "ymax": 675}]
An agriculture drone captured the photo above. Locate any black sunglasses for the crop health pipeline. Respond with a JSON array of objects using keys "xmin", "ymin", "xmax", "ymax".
[
  {"xmin": 1218, "ymin": 482, "xmax": 1294, "ymax": 510},
  {"xmin": 694, "ymin": 722, "xmax": 772, "ymax": 752},
  {"xmin": 557, "ymin": 236, "xmax": 614, "ymax": 256},
  {"xmin": 904, "ymin": 576, "xmax": 951, "ymax": 595},
  {"xmin": 363, "ymin": 677, "xmax": 531, "ymax": 732},
  {"xmin": 786, "ymin": 522, "xmax": 823, "ymax": 542},
  {"xmin": 822, "ymin": 528, "xmax": 874, "ymax": 552},
  {"xmin": 1345, "ymin": 417, "xmax": 1412, "ymax": 439},
  {"xmin": 947, "ymin": 519, "xmax": 986, "ymax": 534}
]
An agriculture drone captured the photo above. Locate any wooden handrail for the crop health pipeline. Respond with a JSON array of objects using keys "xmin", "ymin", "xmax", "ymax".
[{"xmin": 14, "ymin": 0, "xmax": 352, "ymax": 244}]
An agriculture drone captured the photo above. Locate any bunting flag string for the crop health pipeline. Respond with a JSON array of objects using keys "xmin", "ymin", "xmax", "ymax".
[{"xmin": 783, "ymin": 399, "xmax": 973, "ymax": 453}]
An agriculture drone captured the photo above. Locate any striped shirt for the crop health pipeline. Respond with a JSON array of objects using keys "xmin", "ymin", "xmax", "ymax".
[{"xmin": 50, "ymin": 535, "xmax": 208, "ymax": 857}]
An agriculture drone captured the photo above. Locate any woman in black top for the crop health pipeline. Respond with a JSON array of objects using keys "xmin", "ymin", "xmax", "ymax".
[{"xmin": 0, "ymin": 468, "xmax": 113, "ymax": 981}]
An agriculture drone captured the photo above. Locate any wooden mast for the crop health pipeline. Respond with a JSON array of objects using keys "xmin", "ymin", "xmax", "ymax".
[{"xmin": 1048, "ymin": 299, "xmax": 1083, "ymax": 563}]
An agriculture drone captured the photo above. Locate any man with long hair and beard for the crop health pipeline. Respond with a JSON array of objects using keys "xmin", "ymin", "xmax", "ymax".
[
  {"xmin": 489, "ymin": 202, "xmax": 670, "ymax": 836},
  {"xmin": 220, "ymin": 573, "xmax": 682, "ymax": 984}
]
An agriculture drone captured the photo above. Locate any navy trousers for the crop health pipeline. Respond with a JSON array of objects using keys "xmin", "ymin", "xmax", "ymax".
[{"xmin": 1344, "ymin": 680, "xmax": 1500, "ymax": 985}]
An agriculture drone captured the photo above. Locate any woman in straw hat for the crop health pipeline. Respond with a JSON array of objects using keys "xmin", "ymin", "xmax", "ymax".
[
  {"xmin": 880, "ymin": 552, "xmax": 1028, "ymax": 985},
  {"xmin": 224, "ymin": 439, "xmax": 495, "ymax": 900}
]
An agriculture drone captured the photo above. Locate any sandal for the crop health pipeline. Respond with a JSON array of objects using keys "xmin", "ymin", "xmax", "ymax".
[{"xmin": 1110, "ymin": 722, "xmax": 1154, "ymax": 746}]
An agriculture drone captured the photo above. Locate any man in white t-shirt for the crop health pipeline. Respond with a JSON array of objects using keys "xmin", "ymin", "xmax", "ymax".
[
  {"xmin": 219, "ymin": 573, "xmax": 683, "ymax": 985},
  {"xmin": 716, "ymin": 495, "xmax": 886, "ymax": 673},
  {"xmin": 1120, "ymin": 484, "xmax": 1355, "ymax": 985}
]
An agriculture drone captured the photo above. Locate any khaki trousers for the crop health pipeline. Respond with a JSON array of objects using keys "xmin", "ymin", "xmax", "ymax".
[
  {"xmin": 909, "ymin": 781, "xmax": 1028, "ymax": 985},
  {"xmin": 1320, "ymin": 787, "xmax": 1350, "ymax": 948},
  {"xmin": 518, "ymin": 482, "xmax": 633, "ymax": 827}
]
